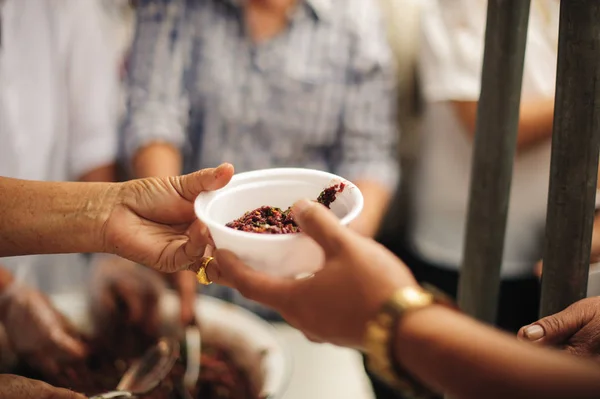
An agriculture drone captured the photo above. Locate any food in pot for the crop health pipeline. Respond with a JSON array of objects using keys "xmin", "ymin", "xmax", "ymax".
[
  {"xmin": 226, "ymin": 183, "xmax": 345, "ymax": 235},
  {"xmin": 14, "ymin": 330, "xmax": 260, "ymax": 399}
]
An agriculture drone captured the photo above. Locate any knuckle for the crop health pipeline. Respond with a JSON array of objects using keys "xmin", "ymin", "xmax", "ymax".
[{"xmin": 539, "ymin": 315, "xmax": 563, "ymax": 334}]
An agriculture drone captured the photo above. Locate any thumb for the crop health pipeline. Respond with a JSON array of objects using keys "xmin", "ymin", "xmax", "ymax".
[
  {"xmin": 177, "ymin": 163, "xmax": 234, "ymax": 201},
  {"xmin": 292, "ymin": 199, "xmax": 350, "ymax": 257},
  {"xmin": 518, "ymin": 306, "xmax": 588, "ymax": 345},
  {"xmin": 211, "ymin": 250, "xmax": 296, "ymax": 310}
]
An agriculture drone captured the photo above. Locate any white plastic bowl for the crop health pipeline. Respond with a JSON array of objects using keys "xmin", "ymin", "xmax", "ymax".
[{"xmin": 195, "ymin": 168, "xmax": 364, "ymax": 277}]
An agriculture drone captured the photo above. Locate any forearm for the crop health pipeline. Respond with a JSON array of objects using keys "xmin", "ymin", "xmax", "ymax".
[
  {"xmin": 78, "ymin": 164, "xmax": 117, "ymax": 183},
  {"xmin": 394, "ymin": 305, "xmax": 600, "ymax": 399},
  {"xmin": 351, "ymin": 180, "xmax": 392, "ymax": 237},
  {"xmin": 133, "ymin": 142, "xmax": 182, "ymax": 178},
  {"xmin": 0, "ymin": 178, "xmax": 118, "ymax": 257},
  {"xmin": 453, "ymin": 99, "xmax": 555, "ymax": 151}
]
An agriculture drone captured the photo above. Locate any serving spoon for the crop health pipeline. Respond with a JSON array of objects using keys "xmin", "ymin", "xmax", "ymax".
[
  {"xmin": 89, "ymin": 337, "xmax": 180, "ymax": 399},
  {"xmin": 172, "ymin": 324, "xmax": 202, "ymax": 399}
]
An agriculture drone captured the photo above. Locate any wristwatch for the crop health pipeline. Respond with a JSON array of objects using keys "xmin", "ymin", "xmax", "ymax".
[{"xmin": 364, "ymin": 284, "xmax": 455, "ymax": 399}]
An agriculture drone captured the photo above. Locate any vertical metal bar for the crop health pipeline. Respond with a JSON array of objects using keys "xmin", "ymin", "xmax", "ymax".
[
  {"xmin": 539, "ymin": 1, "xmax": 600, "ymax": 318},
  {"xmin": 456, "ymin": 0, "xmax": 531, "ymax": 324}
]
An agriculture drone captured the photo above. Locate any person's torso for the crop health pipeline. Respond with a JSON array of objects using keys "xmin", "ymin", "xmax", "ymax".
[
  {"xmin": 410, "ymin": 0, "xmax": 559, "ymax": 277},
  {"xmin": 181, "ymin": 0, "xmax": 353, "ymax": 174}
]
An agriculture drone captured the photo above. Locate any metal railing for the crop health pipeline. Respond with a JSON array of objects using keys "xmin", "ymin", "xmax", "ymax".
[
  {"xmin": 448, "ymin": 1, "xmax": 600, "ymax": 397},
  {"xmin": 459, "ymin": 0, "xmax": 600, "ymax": 326},
  {"xmin": 457, "ymin": 0, "xmax": 531, "ymax": 324}
]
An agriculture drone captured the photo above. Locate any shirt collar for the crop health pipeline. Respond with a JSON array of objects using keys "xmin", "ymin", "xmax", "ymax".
[{"xmin": 224, "ymin": 0, "xmax": 333, "ymax": 22}]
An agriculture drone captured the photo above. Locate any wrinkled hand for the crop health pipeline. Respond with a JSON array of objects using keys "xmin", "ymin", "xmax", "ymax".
[
  {"xmin": 103, "ymin": 164, "xmax": 234, "ymax": 273},
  {"xmin": 518, "ymin": 297, "xmax": 600, "ymax": 359},
  {"xmin": 207, "ymin": 199, "xmax": 418, "ymax": 349},
  {"xmin": 90, "ymin": 255, "xmax": 167, "ymax": 336},
  {"xmin": 0, "ymin": 375, "xmax": 85, "ymax": 399},
  {"xmin": 0, "ymin": 284, "xmax": 86, "ymax": 377}
]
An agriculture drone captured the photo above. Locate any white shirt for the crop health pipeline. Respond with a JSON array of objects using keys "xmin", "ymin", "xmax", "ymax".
[
  {"xmin": 410, "ymin": 0, "xmax": 559, "ymax": 278},
  {"xmin": 0, "ymin": 0, "xmax": 119, "ymax": 294}
]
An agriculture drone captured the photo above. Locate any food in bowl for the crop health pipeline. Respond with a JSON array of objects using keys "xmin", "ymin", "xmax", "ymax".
[
  {"xmin": 13, "ymin": 314, "xmax": 261, "ymax": 399},
  {"xmin": 14, "ymin": 336, "xmax": 260, "ymax": 399},
  {"xmin": 225, "ymin": 183, "xmax": 345, "ymax": 235},
  {"xmin": 195, "ymin": 168, "xmax": 364, "ymax": 276}
]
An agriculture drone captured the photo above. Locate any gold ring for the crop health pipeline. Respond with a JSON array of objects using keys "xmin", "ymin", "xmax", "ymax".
[{"xmin": 196, "ymin": 256, "xmax": 214, "ymax": 285}]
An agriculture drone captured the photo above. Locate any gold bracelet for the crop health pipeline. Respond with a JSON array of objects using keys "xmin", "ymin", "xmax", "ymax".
[{"xmin": 364, "ymin": 284, "xmax": 455, "ymax": 398}]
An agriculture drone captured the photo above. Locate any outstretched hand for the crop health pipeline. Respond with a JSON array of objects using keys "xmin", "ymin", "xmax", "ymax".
[
  {"xmin": 103, "ymin": 163, "xmax": 234, "ymax": 273},
  {"xmin": 519, "ymin": 296, "xmax": 600, "ymax": 359},
  {"xmin": 0, "ymin": 284, "xmax": 87, "ymax": 380},
  {"xmin": 205, "ymin": 199, "xmax": 417, "ymax": 349}
]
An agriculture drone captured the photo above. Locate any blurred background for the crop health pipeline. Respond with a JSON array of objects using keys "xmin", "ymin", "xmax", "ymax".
[{"xmin": 2, "ymin": 1, "xmax": 594, "ymax": 399}]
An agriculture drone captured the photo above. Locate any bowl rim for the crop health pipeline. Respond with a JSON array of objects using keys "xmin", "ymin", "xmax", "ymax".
[{"xmin": 195, "ymin": 168, "xmax": 364, "ymax": 242}]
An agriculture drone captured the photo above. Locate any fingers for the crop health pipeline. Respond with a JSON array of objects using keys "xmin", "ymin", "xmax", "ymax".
[
  {"xmin": 292, "ymin": 199, "xmax": 350, "ymax": 257},
  {"xmin": 176, "ymin": 220, "xmax": 214, "ymax": 272},
  {"xmin": 178, "ymin": 163, "xmax": 234, "ymax": 201},
  {"xmin": 518, "ymin": 301, "xmax": 592, "ymax": 345},
  {"xmin": 174, "ymin": 271, "xmax": 198, "ymax": 325},
  {"xmin": 48, "ymin": 328, "xmax": 87, "ymax": 360},
  {"xmin": 186, "ymin": 219, "xmax": 214, "ymax": 256},
  {"xmin": 211, "ymin": 250, "xmax": 296, "ymax": 310}
]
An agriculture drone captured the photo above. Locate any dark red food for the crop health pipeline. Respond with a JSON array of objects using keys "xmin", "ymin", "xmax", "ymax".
[
  {"xmin": 316, "ymin": 182, "xmax": 345, "ymax": 208},
  {"xmin": 14, "ymin": 342, "xmax": 258, "ymax": 399},
  {"xmin": 226, "ymin": 183, "xmax": 346, "ymax": 235},
  {"xmin": 13, "ymin": 328, "xmax": 260, "ymax": 399}
]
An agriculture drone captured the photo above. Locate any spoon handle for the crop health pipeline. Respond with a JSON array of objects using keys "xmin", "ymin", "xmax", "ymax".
[
  {"xmin": 183, "ymin": 325, "xmax": 202, "ymax": 390},
  {"xmin": 89, "ymin": 391, "xmax": 134, "ymax": 399}
]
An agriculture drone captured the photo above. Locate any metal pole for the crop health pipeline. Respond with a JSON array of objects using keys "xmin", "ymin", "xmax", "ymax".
[
  {"xmin": 539, "ymin": 1, "xmax": 600, "ymax": 318},
  {"xmin": 456, "ymin": 0, "xmax": 531, "ymax": 324}
]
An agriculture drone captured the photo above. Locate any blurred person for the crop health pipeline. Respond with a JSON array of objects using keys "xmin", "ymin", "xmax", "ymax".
[
  {"xmin": 94, "ymin": 0, "xmax": 192, "ymax": 332},
  {"xmin": 0, "ymin": 166, "xmax": 233, "ymax": 399},
  {"xmin": 0, "ymin": 0, "xmax": 119, "ymax": 295},
  {"xmin": 123, "ymin": 0, "xmax": 399, "ymax": 320},
  {"xmin": 373, "ymin": 1, "xmax": 600, "ymax": 396},
  {"xmin": 0, "ymin": 0, "xmax": 119, "ymax": 380},
  {"xmin": 98, "ymin": 0, "xmax": 138, "ymax": 122},
  {"xmin": 388, "ymin": 0, "xmax": 559, "ymax": 331},
  {"xmin": 207, "ymin": 199, "xmax": 600, "ymax": 399}
]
